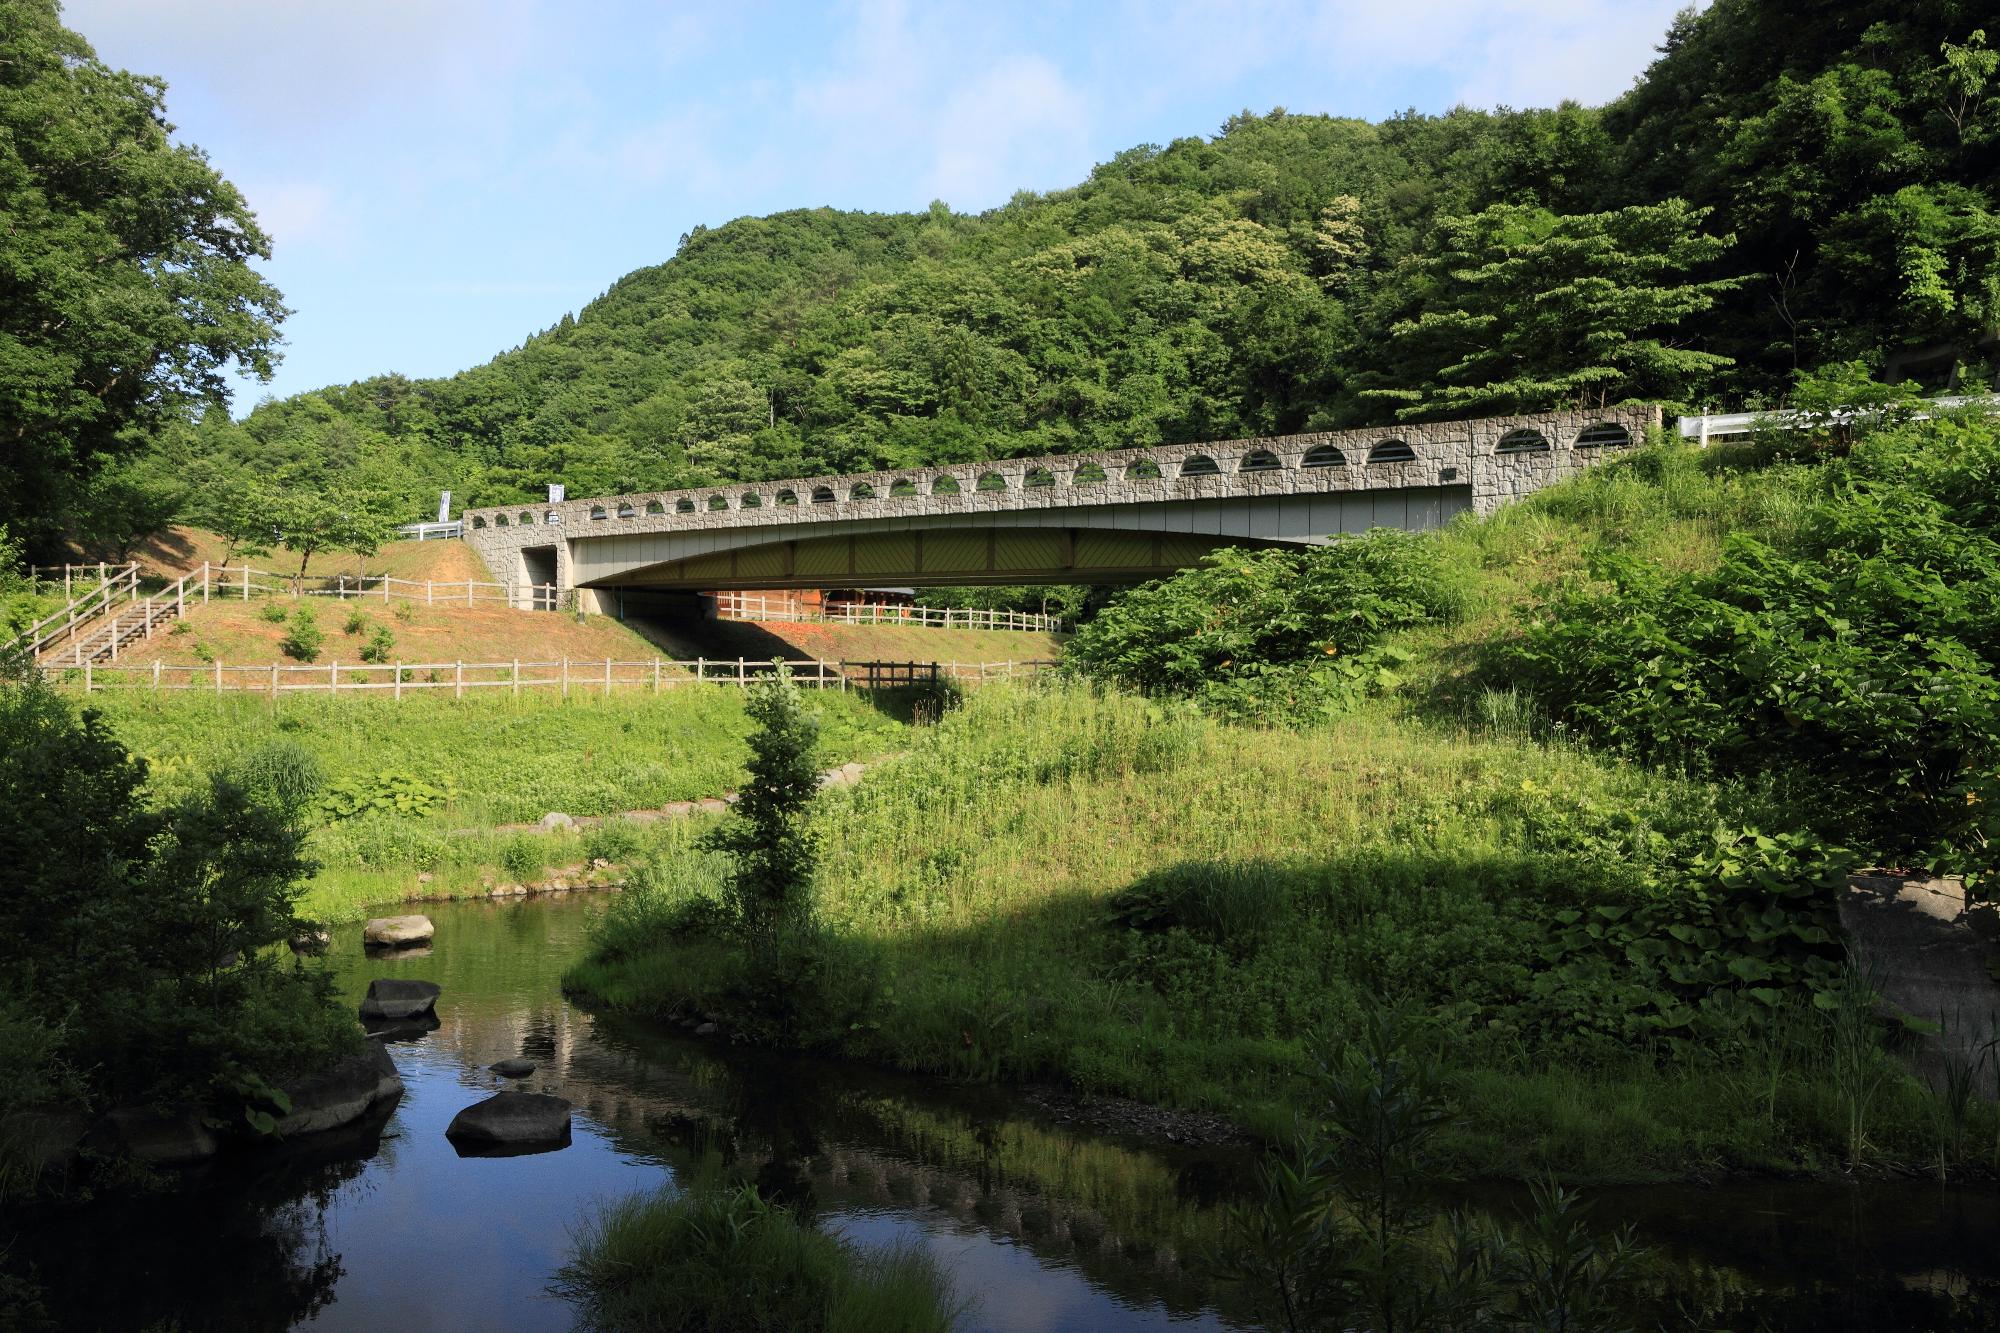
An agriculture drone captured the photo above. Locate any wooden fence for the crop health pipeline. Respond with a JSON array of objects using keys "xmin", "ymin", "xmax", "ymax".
[
  {"xmin": 189, "ymin": 563, "xmax": 552, "ymax": 609},
  {"xmin": 46, "ymin": 656, "xmax": 1059, "ymax": 698},
  {"xmin": 712, "ymin": 592, "xmax": 1065, "ymax": 633}
]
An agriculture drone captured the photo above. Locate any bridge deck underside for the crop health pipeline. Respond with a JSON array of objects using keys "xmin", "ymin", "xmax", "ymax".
[{"xmin": 581, "ymin": 487, "xmax": 1472, "ymax": 590}]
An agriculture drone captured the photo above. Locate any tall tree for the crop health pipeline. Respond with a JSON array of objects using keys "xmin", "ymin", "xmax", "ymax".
[
  {"xmin": 0, "ymin": 1, "xmax": 285, "ymax": 556},
  {"xmin": 1366, "ymin": 201, "xmax": 1741, "ymax": 417}
]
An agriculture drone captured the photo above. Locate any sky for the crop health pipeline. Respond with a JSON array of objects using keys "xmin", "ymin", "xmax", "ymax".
[{"xmin": 64, "ymin": 0, "xmax": 1699, "ymax": 413}]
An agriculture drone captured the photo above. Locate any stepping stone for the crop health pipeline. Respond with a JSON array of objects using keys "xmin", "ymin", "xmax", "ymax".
[
  {"xmin": 490, "ymin": 1058, "xmax": 536, "ymax": 1078},
  {"xmin": 363, "ymin": 915, "xmax": 433, "ymax": 949},
  {"xmin": 445, "ymin": 1091, "xmax": 571, "ymax": 1157},
  {"xmin": 358, "ymin": 979, "xmax": 441, "ymax": 1022}
]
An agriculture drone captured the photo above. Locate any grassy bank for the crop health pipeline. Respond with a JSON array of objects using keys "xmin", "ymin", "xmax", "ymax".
[
  {"xmin": 568, "ymin": 681, "xmax": 1992, "ymax": 1183},
  {"xmin": 89, "ymin": 688, "xmax": 907, "ymax": 922}
]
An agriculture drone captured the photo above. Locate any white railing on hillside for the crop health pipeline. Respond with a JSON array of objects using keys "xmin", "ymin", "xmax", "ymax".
[
  {"xmin": 191, "ymin": 563, "xmax": 556, "ymax": 611},
  {"xmin": 713, "ymin": 592, "xmax": 1065, "ymax": 633},
  {"xmin": 5, "ymin": 564, "xmax": 141, "ymax": 661},
  {"xmin": 43, "ymin": 656, "xmax": 1058, "ymax": 697},
  {"xmin": 394, "ymin": 520, "xmax": 463, "ymax": 541},
  {"xmin": 1679, "ymin": 392, "xmax": 2000, "ymax": 445},
  {"xmin": 44, "ymin": 568, "xmax": 207, "ymax": 668}
]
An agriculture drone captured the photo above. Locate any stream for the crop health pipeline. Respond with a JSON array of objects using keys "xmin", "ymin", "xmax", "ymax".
[{"xmin": 16, "ymin": 895, "xmax": 2000, "ymax": 1330}]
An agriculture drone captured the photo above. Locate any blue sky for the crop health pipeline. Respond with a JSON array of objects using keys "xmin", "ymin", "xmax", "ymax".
[{"xmin": 65, "ymin": 0, "xmax": 1697, "ymax": 412}]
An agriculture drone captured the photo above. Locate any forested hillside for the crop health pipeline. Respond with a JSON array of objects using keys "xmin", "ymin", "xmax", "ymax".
[{"xmin": 129, "ymin": 0, "xmax": 2000, "ymax": 530}]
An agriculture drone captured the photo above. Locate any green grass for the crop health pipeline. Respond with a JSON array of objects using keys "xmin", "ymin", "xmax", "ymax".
[
  {"xmin": 87, "ymin": 687, "xmax": 908, "ymax": 921},
  {"xmin": 568, "ymin": 681, "xmax": 1992, "ymax": 1183},
  {"xmin": 557, "ymin": 1170, "xmax": 963, "ymax": 1332}
]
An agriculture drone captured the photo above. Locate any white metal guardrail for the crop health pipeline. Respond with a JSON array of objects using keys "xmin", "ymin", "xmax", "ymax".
[{"xmin": 1679, "ymin": 393, "xmax": 2000, "ymax": 444}]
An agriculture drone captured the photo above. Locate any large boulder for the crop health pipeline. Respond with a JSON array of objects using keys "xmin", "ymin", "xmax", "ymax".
[
  {"xmin": 274, "ymin": 1042, "xmax": 404, "ymax": 1138},
  {"xmin": 363, "ymin": 915, "xmax": 434, "ymax": 949},
  {"xmin": 358, "ymin": 978, "xmax": 441, "ymax": 1022},
  {"xmin": 490, "ymin": 1058, "xmax": 536, "ymax": 1078},
  {"xmin": 83, "ymin": 1106, "xmax": 219, "ymax": 1165},
  {"xmin": 445, "ymin": 1091, "xmax": 571, "ymax": 1156}
]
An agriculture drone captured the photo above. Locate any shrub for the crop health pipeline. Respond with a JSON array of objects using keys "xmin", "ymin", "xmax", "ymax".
[
  {"xmin": 499, "ymin": 836, "xmax": 545, "ymax": 883},
  {"xmin": 557, "ymin": 1177, "xmax": 961, "ymax": 1333},
  {"xmin": 1067, "ymin": 531, "xmax": 1464, "ymax": 720},
  {"xmin": 280, "ymin": 604, "xmax": 323, "ymax": 662},
  {"xmin": 391, "ymin": 601, "xmax": 415, "ymax": 624},
  {"xmin": 584, "ymin": 818, "xmax": 646, "ymax": 866},
  {"xmin": 257, "ymin": 601, "xmax": 288, "ymax": 625},
  {"xmin": 0, "ymin": 678, "xmax": 355, "ymax": 1134},
  {"xmin": 1507, "ymin": 413, "xmax": 2000, "ymax": 871},
  {"xmin": 342, "ymin": 608, "xmax": 370, "ymax": 636},
  {"xmin": 704, "ymin": 669, "xmax": 822, "ymax": 962},
  {"xmin": 232, "ymin": 740, "xmax": 326, "ymax": 827},
  {"xmin": 1105, "ymin": 861, "xmax": 1292, "ymax": 958},
  {"xmin": 358, "ymin": 625, "xmax": 395, "ymax": 664}
]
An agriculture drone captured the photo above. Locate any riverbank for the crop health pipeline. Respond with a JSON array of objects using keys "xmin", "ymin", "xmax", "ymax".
[
  {"xmin": 87, "ymin": 688, "xmax": 909, "ymax": 922},
  {"xmin": 566, "ymin": 681, "xmax": 2000, "ymax": 1186}
]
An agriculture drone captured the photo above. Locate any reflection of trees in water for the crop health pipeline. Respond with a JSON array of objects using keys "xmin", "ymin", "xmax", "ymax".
[{"xmin": 5, "ymin": 1106, "xmax": 391, "ymax": 1330}]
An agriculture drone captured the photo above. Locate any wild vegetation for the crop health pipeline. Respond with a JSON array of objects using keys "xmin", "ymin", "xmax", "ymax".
[
  {"xmin": 558, "ymin": 1165, "xmax": 962, "ymax": 1333},
  {"xmin": 86, "ymin": 688, "xmax": 906, "ymax": 923},
  {"xmin": 0, "ymin": 675, "xmax": 356, "ymax": 1192}
]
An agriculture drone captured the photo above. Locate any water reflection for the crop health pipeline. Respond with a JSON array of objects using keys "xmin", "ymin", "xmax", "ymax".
[{"xmin": 7, "ymin": 895, "xmax": 2000, "ymax": 1331}]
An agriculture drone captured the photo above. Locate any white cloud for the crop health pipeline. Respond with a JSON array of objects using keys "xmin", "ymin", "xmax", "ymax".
[{"xmin": 926, "ymin": 55, "xmax": 1092, "ymax": 208}]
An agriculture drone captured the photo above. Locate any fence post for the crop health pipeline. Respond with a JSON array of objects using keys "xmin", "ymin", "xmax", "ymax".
[
  {"xmin": 152, "ymin": 660, "xmax": 160, "ymax": 692},
  {"xmin": 270, "ymin": 662, "xmax": 279, "ymax": 697},
  {"xmin": 215, "ymin": 659, "xmax": 223, "ymax": 694},
  {"xmin": 64, "ymin": 567, "xmax": 72, "ymax": 599},
  {"xmin": 466, "ymin": 581, "xmax": 473, "ymax": 608},
  {"xmin": 108, "ymin": 614, "xmax": 118, "ymax": 662},
  {"xmin": 512, "ymin": 658, "xmax": 520, "ymax": 697},
  {"xmin": 394, "ymin": 662, "xmax": 403, "ymax": 701},
  {"xmin": 384, "ymin": 577, "xmax": 391, "ymax": 604},
  {"xmin": 427, "ymin": 580, "xmax": 434, "ymax": 606},
  {"xmin": 176, "ymin": 578, "xmax": 184, "ymax": 619},
  {"xmin": 84, "ymin": 659, "xmax": 91, "ymax": 693},
  {"xmin": 242, "ymin": 565, "xmax": 250, "ymax": 601},
  {"xmin": 98, "ymin": 561, "xmax": 105, "ymax": 584},
  {"xmin": 604, "ymin": 657, "xmax": 612, "ymax": 697},
  {"xmin": 652, "ymin": 658, "xmax": 661, "ymax": 692},
  {"xmin": 456, "ymin": 660, "xmax": 464, "ymax": 700},
  {"xmin": 202, "ymin": 562, "xmax": 210, "ymax": 604},
  {"xmin": 696, "ymin": 657, "xmax": 705, "ymax": 683},
  {"xmin": 331, "ymin": 660, "xmax": 339, "ymax": 694},
  {"xmin": 737, "ymin": 656, "xmax": 745, "ymax": 685},
  {"xmin": 561, "ymin": 658, "xmax": 569, "ymax": 697}
]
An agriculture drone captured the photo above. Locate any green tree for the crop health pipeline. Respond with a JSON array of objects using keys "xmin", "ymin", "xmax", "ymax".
[
  {"xmin": 1368, "ymin": 200, "xmax": 1740, "ymax": 417},
  {"xmin": 702, "ymin": 669, "xmax": 822, "ymax": 965},
  {"xmin": 0, "ymin": 1, "xmax": 285, "ymax": 557},
  {"xmin": 269, "ymin": 488, "xmax": 390, "ymax": 583}
]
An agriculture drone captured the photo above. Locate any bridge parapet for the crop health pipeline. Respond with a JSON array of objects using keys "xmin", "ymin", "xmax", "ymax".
[{"xmin": 464, "ymin": 405, "xmax": 1658, "ymax": 599}]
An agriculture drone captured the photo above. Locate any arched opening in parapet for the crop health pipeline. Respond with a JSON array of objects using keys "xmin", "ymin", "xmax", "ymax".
[
  {"xmin": 976, "ymin": 472, "xmax": 1008, "ymax": 492},
  {"xmin": 1302, "ymin": 444, "xmax": 1346, "ymax": 467},
  {"xmin": 812, "ymin": 486, "xmax": 836, "ymax": 504},
  {"xmin": 1180, "ymin": 455, "xmax": 1220, "ymax": 476},
  {"xmin": 932, "ymin": 475, "xmax": 962, "ymax": 495},
  {"xmin": 1126, "ymin": 458, "xmax": 1162, "ymax": 480},
  {"xmin": 707, "ymin": 494, "xmax": 729, "ymax": 510},
  {"xmin": 776, "ymin": 489, "xmax": 799, "ymax": 506},
  {"xmin": 740, "ymin": 492, "xmax": 761, "ymax": 508},
  {"xmin": 1024, "ymin": 466, "xmax": 1055, "ymax": 488},
  {"xmin": 1495, "ymin": 429, "xmax": 1550, "ymax": 455},
  {"xmin": 617, "ymin": 502, "xmax": 637, "ymax": 518},
  {"xmin": 677, "ymin": 497, "xmax": 696, "ymax": 513},
  {"xmin": 1072, "ymin": 461, "xmax": 1107, "ymax": 484},
  {"xmin": 849, "ymin": 482, "xmax": 875, "ymax": 500},
  {"xmin": 545, "ymin": 510, "xmax": 560, "ymax": 525},
  {"xmin": 1575, "ymin": 422, "xmax": 1631, "ymax": 448},
  {"xmin": 588, "ymin": 506, "xmax": 607, "ymax": 521},
  {"xmin": 1240, "ymin": 449, "xmax": 1281, "ymax": 472},
  {"xmin": 645, "ymin": 500, "xmax": 665, "ymax": 515},
  {"xmin": 1367, "ymin": 440, "xmax": 1416, "ymax": 463},
  {"xmin": 473, "ymin": 515, "xmax": 488, "ymax": 529},
  {"xmin": 889, "ymin": 477, "xmax": 918, "ymax": 497},
  {"xmin": 518, "ymin": 511, "xmax": 535, "ymax": 525},
  {"xmin": 494, "ymin": 513, "xmax": 509, "ymax": 526}
]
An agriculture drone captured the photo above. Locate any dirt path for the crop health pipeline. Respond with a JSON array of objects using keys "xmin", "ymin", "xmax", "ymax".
[{"xmin": 1841, "ymin": 874, "xmax": 2000, "ymax": 1083}]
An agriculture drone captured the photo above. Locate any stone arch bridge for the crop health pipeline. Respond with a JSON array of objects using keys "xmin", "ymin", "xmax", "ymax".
[{"xmin": 463, "ymin": 405, "xmax": 1657, "ymax": 612}]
